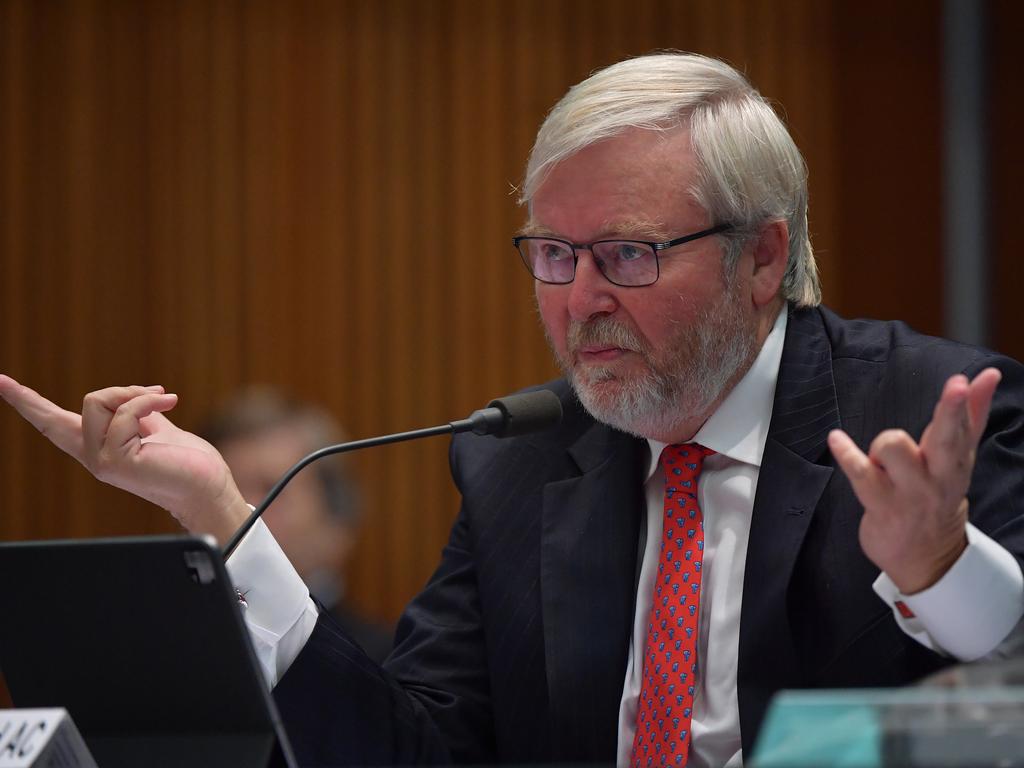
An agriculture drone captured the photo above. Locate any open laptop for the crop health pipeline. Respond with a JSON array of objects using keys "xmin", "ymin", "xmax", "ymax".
[{"xmin": 0, "ymin": 535, "xmax": 296, "ymax": 768}]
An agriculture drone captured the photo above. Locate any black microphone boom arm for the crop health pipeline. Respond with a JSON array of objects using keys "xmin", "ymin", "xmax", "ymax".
[{"xmin": 221, "ymin": 390, "xmax": 561, "ymax": 559}]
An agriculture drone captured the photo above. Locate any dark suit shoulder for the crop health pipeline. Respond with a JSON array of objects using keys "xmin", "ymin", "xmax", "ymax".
[
  {"xmin": 792, "ymin": 306, "xmax": 1023, "ymax": 429},
  {"xmin": 812, "ymin": 304, "xmax": 1013, "ymax": 370}
]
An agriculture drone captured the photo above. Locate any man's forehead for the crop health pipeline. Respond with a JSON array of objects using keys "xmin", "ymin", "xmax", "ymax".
[
  {"xmin": 518, "ymin": 217, "xmax": 673, "ymax": 240},
  {"xmin": 523, "ymin": 128, "xmax": 706, "ymax": 235}
]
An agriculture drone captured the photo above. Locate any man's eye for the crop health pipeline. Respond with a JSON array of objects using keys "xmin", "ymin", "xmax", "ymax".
[
  {"xmin": 541, "ymin": 243, "xmax": 572, "ymax": 261},
  {"xmin": 611, "ymin": 243, "xmax": 648, "ymax": 262}
]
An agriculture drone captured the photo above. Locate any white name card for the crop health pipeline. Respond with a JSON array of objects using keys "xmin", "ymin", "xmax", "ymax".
[{"xmin": 0, "ymin": 709, "xmax": 96, "ymax": 768}]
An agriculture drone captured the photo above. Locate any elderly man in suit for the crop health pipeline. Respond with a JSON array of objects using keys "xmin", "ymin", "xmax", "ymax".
[{"xmin": 2, "ymin": 53, "xmax": 1023, "ymax": 767}]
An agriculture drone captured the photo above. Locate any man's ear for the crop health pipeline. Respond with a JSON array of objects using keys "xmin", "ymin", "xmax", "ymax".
[{"xmin": 749, "ymin": 220, "xmax": 789, "ymax": 308}]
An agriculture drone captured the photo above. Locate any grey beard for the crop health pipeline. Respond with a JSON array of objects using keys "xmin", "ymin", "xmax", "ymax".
[{"xmin": 553, "ymin": 288, "xmax": 756, "ymax": 440}]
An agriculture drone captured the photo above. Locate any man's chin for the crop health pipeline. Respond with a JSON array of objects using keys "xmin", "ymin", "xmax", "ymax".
[
  {"xmin": 569, "ymin": 375, "xmax": 669, "ymax": 439},
  {"xmin": 569, "ymin": 367, "xmax": 629, "ymax": 400}
]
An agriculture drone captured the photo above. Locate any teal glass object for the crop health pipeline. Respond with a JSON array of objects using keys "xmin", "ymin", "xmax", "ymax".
[{"xmin": 751, "ymin": 686, "xmax": 1024, "ymax": 767}]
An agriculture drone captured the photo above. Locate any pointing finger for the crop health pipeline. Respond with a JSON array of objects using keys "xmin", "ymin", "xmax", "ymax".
[
  {"xmin": 921, "ymin": 369, "xmax": 1000, "ymax": 481},
  {"xmin": 0, "ymin": 374, "xmax": 85, "ymax": 459},
  {"xmin": 919, "ymin": 375, "xmax": 969, "ymax": 475}
]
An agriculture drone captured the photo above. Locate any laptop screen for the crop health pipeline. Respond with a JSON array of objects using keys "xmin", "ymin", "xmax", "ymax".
[{"xmin": 0, "ymin": 535, "xmax": 295, "ymax": 768}]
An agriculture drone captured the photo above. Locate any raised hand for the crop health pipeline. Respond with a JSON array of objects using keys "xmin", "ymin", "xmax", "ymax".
[
  {"xmin": 828, "ymin": 367, "xmax": 1002, "ymax": 594},
  {"xmin": 0, "ymin": 375, "xmax": 250, "ymax": 545}
]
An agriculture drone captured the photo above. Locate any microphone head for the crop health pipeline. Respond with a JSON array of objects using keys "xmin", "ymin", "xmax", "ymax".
[{"xmin": 484, "ymin": 390, "xmax": 563, "ymax": 438}]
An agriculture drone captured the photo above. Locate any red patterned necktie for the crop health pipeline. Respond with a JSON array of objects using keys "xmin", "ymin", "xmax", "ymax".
[{"xmin": 631, "ymin": 443, "xmax": 713, "ymax": 768}]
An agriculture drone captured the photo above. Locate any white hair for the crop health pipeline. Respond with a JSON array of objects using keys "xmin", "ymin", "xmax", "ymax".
[{"xmin": 522, "ymin": 52, "xmax": 821, "ymax": 307}]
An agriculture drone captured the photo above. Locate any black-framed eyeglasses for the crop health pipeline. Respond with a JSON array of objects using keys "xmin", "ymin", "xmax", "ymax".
[{"xmin": 513, "ymin": 223, "xmax": 732, "ymax": 287}]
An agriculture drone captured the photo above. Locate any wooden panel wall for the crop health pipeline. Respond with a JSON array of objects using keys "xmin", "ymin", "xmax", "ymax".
[
  {"xmin": 992, "ymin": 0, "xmax": 1024, "ymax": 362},
  {"xmin": 0, "ymin": 0, "xmax": 1018, "ymax": 627}
]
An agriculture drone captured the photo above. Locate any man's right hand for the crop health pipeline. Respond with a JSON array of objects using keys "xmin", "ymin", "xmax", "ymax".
[{"xmin": 0, "ymin": 375, "xmax": 250, "ymax": 546}]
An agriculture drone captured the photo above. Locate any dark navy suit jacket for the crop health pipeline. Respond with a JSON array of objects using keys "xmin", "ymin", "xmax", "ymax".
[{"xmin": 273, "ymin": 305, "xmax": 1024, "ymax": 766}]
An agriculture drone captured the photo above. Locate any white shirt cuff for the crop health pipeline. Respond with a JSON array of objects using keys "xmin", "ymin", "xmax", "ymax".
[
  {"xmin": 224, "ymin": 517, "xmax": 320, "ymax": 687},
  {"xmin": 873, "ymin": 523, "xmax": 1024, "ymax": 660}
]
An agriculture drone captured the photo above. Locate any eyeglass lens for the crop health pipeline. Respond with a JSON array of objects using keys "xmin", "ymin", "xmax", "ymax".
[{"xmin": 519, "ymin": 239, "xmax": 658, "ymax": 286}]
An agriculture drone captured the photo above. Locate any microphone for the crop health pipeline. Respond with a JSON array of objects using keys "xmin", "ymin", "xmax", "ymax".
[{"xmin": 221, "ymin": 390, "xmax": 562, "ymax": 559}]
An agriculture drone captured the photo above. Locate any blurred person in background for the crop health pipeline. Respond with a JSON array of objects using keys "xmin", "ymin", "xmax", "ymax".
[{"xmin": 199, "ymin": 387, "xmax": 393, "ymax": 664}]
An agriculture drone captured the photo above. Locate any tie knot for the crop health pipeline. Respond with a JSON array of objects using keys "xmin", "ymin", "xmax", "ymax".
[{"xmin": 660, "ymin": 443, "xmax": 713, "ymax": 481}]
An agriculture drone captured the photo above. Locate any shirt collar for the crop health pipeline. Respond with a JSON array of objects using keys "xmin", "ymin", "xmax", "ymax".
[{"xmin": 644, "ymin": 308, "xmax": 787, "ymax": 480}]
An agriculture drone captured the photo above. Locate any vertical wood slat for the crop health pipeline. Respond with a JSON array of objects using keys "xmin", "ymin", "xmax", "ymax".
[
  {"xmin": 0, "ymin": 0, "xmax": 31, "ymax": 542},
  {"xmin": 64, "ymin": 0, "xmax": 98, "ymax": 538},
  {"xmin": 2, "ymin": 0, "xmax": 1013, "ymax": 624},
  {"xmin": 832, "ymin": 0, "xmax": 944, "ymax": 335}
]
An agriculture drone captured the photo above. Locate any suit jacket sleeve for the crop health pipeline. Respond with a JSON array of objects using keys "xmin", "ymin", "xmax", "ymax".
[{"xmin": 270, "ymin": 482, "xmax": 489, "ymax": 766}]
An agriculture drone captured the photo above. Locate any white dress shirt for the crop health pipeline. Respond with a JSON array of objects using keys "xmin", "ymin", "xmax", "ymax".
[{"xmin": 228, "ymin": 309, "xmax": 1024, "ymax": 765}]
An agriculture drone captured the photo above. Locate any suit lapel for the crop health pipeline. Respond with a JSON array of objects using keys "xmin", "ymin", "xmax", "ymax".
[
  {"xmin": 737, "ymin": 307, "xmax": 842, "ymax": 754},
  {"xmin": 541, "ymin": 420, "xmax": 645, "ymax": 761}
]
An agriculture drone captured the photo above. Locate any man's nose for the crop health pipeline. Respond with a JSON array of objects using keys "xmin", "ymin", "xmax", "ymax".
[{"xmin": 566, "ymin": 251, "xmax": 618, "ymax": 322}]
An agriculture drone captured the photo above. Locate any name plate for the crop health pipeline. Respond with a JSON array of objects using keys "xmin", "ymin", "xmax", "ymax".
[{"xmin": 0, "ymin": 709, "xmax": 96, "ymax": 768}]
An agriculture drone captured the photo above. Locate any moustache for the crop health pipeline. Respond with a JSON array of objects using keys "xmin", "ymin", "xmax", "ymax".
[{"xmin": 566, "ymin": 316, "xmax": 648, "ymax": 357}]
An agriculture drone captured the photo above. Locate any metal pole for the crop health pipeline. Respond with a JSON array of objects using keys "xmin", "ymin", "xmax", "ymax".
[{"xmin": 942, "ymin": 0, "xmax": 990, "ymax": 346}]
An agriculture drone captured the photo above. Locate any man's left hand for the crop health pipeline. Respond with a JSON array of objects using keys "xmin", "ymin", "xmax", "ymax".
[{"xmin": 828, "ymin": 367, "xmax": 1002, "ymax": 594}]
